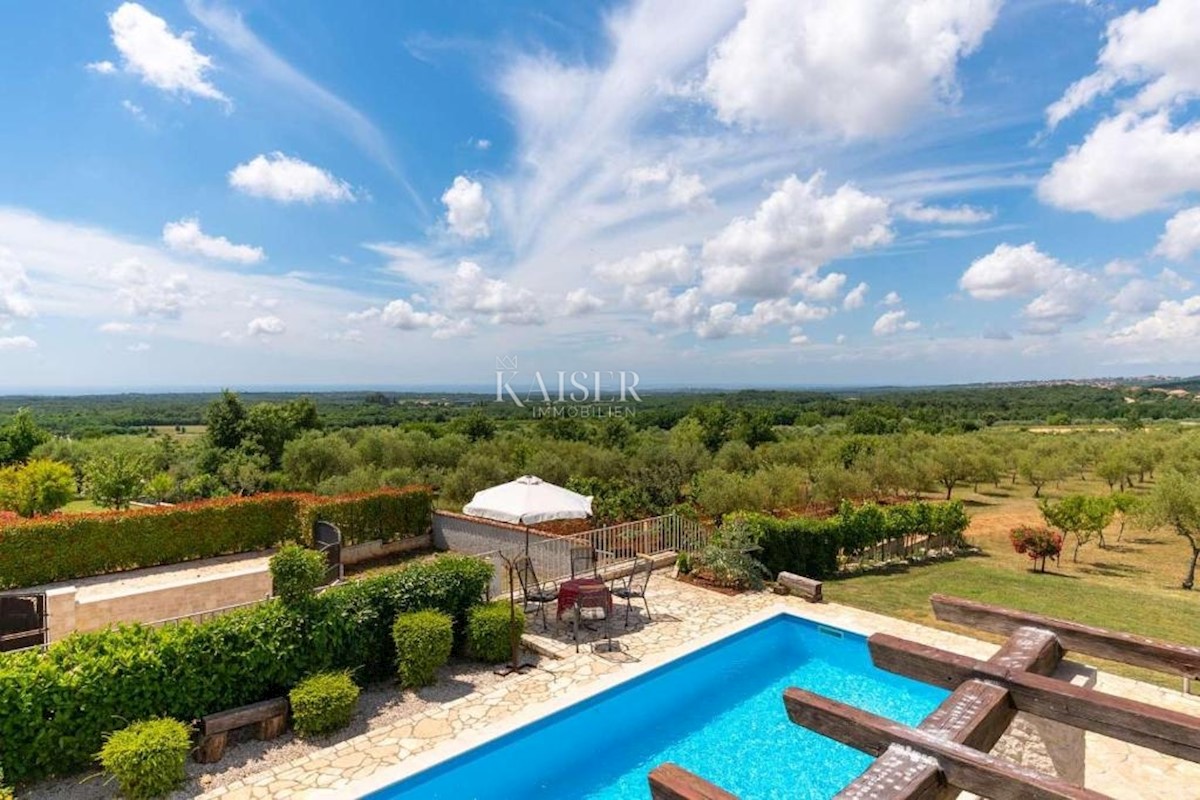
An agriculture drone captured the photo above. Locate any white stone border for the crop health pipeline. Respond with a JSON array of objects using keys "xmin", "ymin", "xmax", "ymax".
[{"xmin": 331, "ymin": 602, "xmax": 820, "ymax": 798}]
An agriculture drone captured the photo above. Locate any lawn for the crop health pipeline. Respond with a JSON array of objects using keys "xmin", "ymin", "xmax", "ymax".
[
  {"xmin": 824, "ymin": 476, "xmax": 1200, "ymax": 689},
  {"xmin": 61, "ymin": 498, "xmax": 103, "ymax": 514}
]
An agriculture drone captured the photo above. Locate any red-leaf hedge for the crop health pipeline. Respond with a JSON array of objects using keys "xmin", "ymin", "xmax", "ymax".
[{"xmin": 0, "ymin": 487, "xmax": 433, "ymax": 590}]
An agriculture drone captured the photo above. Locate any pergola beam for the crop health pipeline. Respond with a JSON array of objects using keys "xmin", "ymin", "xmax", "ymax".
[
  {"xmin": 784, "ymin": 687, "xmax": 1108, "ymax": 800},
  {"xmin": 648, "ymin": 763, "xmax": 739, "ymax": 800},
  {"xmin": 870, "ymin": 632, "xmax": 1200, "ymax": 762},
  {"xmin": 930, "ymin": 594, "xmax": 1200, "ymax": 678},
  {"xmin": 836, "ymin": 626, "xmax": 1062, "ymax": 799}
]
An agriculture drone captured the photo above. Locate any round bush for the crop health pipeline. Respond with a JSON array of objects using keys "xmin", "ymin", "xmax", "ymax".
[
  {"xmin": 270, "ymin": 544, "xmax": 327, "ymax": 604},
  {"xmin": 97, "ymin": 718, "xmax": 191, "ymax": 799},
  {"xmin": 289, "ymin": 671, "xmax": 360, "ymax": 738},
  {"xmin": 392, "ymin": 610, "xmax": 453, "ymax": 687},
  {"xmin": 467, "ymin": 601, "xmax": 524, "ymax": 663}
]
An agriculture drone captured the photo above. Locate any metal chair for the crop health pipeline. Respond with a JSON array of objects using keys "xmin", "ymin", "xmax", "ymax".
[
  {"xmin": 513, "ymin": 555, "xmax": 559, "ymax": 631},
  {"xmin": 611, "ymin": 555, "xmax": 653, "ymax": 628},
  {"xmin": 569, "ymin": 544, "xmax": 597, "ymax": 579},
  {"xmin": 573, "ymin": 584, "xmax": 612, "ymax": 652}
]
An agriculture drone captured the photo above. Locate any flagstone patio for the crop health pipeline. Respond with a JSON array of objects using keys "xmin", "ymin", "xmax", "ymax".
[{"xmin": 199, "ymin": 574, "xmax": 1200, "ymax": 800}]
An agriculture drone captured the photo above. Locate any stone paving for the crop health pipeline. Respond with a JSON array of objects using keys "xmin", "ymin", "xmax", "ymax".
[{"xmin": 200, "ymin": 574, "xmax": 1200, "ymax": 799}]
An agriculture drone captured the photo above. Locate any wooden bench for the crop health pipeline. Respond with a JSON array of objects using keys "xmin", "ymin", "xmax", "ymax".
[
  {"xmin": 777, "ymin": 572, "xmax": 822, "ymax": 602},
  {"xmin": 195, "ymin": 697, "xmax": 289, "ymax": 763}
]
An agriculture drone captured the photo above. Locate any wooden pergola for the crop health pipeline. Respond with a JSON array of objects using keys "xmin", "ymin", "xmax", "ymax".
[{"xmin": 648, "ymin": 595, "xmax": 1200, "ymax": 800}]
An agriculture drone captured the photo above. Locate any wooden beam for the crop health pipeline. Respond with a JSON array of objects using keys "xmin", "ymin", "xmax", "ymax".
[
  {"xmin": 783, "ymin": 687, "xmax": 1108, "ymax": 800},
  {"xmin": 648, "ymin": 764, "xmax": 739, "ymax": 800},
  {"xmin": 930, "ymin": 594, "xmax": 1200, "ymax": 677},
  {"xmin": 870, "ymin": 632, "xmax": 1200, "ymax": 763},
  {"xmin": 838, "ymin": 626, "xmax": 1062, "ymax": 800}
]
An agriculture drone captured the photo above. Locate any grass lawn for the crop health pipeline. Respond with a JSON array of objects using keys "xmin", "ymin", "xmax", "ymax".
[
  {"xmin": 60, "ymin": 498, "xmax": 103, "ymax": 514},
  {"xmin": 824, "ymin": 477, "xmax": 1200, "ymax": 689}
]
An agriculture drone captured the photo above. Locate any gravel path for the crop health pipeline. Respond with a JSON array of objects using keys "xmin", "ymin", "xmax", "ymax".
[{"xmin": 22, "ymin": 660, "xmax": 504, "ymax": 799}]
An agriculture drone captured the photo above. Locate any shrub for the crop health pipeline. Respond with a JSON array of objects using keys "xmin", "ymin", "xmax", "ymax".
[
  {"xmin": 392, "ymin": 610, "xmax": 453, "ymax": 687},
  {"xmin": 97, "ymin": 718, "xmax": 191, "ymax": 799},
  {"xmin": 736, "ymin": 512, "xmax": 841, "ymax": 579},
  {"xmin": 0, "ymin": 766, "xmax": 10, "ymax": 800},
  {"xmin": 691, "ymin": 518, "xmax": 769, "ymax": 590},
  {"xmin": 467, "ymin": 602, "xmax": 524, "ymax": 663},
  {"xmin": 1010, "ymin": 525, "xmax": 1063, "ymax": 573},
  {"xmin": 270, "ymin": 545, "xmax": 327, "ymax": 604},
  {"xmin": 0, "ymin": 494, "xmax": 303, "ymax": 589},
  {"xmin": 299, "ymin": 486, "xmax": 432, "ymax": 546},
  {"xmin": 0, "ymin": 459, "xmax": 76, "ymax": 517},
  {"xmin": 0, "ymin": 552, "xmax": 490, "ymax": 783},
  {"xmin": 0, "ymin": 487, "xmax": 435, "ymax": 590},
  {"xmin": 289, "ymin": 671, "xmax": 360, "ymax": 737}
]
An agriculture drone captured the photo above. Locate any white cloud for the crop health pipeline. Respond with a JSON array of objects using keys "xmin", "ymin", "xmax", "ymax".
[
  {"xmin": 126, "ymin": 342, "xmax": 151, "ymax": 352},
  {"xmin": 247, "ymin": 315, "xmax": 286, "ymax": 336},
  {"xmin": 960, "ymin": 243, "xmax": 1068, "ymax": 300},
  {"xmin": 703, "ymin": 0, "xmax": 1000, "ymax": 138},
  {"xmin": 895, "ymin": 202, "xmax": 993, "ymax": 224},
  {"xmin": 1021, "ymin": 271, "xmax": 1098, "ymax": 328},
  {"xmin": 0, "ymin": 336, "xmax": 36, "ymax": 350},
  {"xmin": 1111, "ymin": 295, "xmax": 1200, "ymax": 346},
  {"xmin": 380, "ymin": 299, "xmax": 448, "ymax": 331},
  {"xmin": 701, "ymin": 173, "xmax": 892, "ymax": 297},
  {"xmin": 595, "ymin": 246, "xmax": 693, "ymax": 286},
  {"xmin": 563, "ymin": 288, "xmax": 604, "ymax": 316},
  {"xmin": 0, "ymin": 250, "xmax": 35, "ymax": 323},
  {"xmin": 441, "ymin": 176, "xmax": 492, "ymax": 239},
  {"xmin": 624, "ymin": 163, "xmax": 711, "ymax": 209},
  {"xmin": 99, "ymin": 321, "xmax": 155, "ymax": 335},
  {"xmin": 104, "ymin": 2, "xmax": 229, "ymax": 106},
  {"xmin": 1046, "ymin": 0, "xmax": 1200, "ymax": 128},
  {"xmin": 1155, "ymin": 206, "xmax": 1200, "ymax": 261},
  {"xmin": 843, "ymin": 282, "xmax": 869, "ymax": 310},
  {"xmin": 474, "ymin": 138, "xmax": 492, "ymax": 150},
  {"xmin": 229, "ymin": 153, "xmax": 354, "ymax": 204},
  {"xmin": 86, "ymin": 60, "xmax": 117, "ymax": 74},
  {"xmin": 1109, "ymin": 279, "xmax": 1165, "ymax": 316},
  {"xmin": 873, "ymin": 309, "xmax": 920, "ymax": 336},
  {"xmin": 121, "ymin": 99, "xmax": 146, "ymax": 121},
  {"xmin": 445, "ymin": 261, "xmax": 542, "ymax": 325},
  {"xmin": 643, "ymin": 287, "xmax": 707, "ymax": 329},
  {"xmin": 106, "ymin": 259, "xmax": 193, "ymax": 318},
  {"xmin": 1038, "ymin": 112, "xmax": 1200, "ymax": 219},
  {"xmin": 882, "ymin": 291, "xmax": 902, "ymax": 306},
  {"xmin": 162, "ymin": 218, "xmax": 265, "ymax": 264},
  {"xmin": 1104, "ymin": 259, "xmax": 1140, "ymax": 277},
  {"xmin": 793, "ymin": 272, "xmax": 846, "ymax": 303}
]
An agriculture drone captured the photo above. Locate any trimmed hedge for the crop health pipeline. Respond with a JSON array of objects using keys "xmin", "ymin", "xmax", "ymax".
[
  {"xmin": 392, "ymin": 611, "xmax": 454, "ymax": 688},
  {"xmin": 0, "ymin": 487, "xmax": 434, "ymax": 590},
  {"xmin": 467, "ymin": 601, "xmax": 524, "ymax": 663},
  {"xmin": 97, "ymin": 718, "xmax": 191, "ymax": 799},
  {"xmin": 270, "ymin": 545, "xmax": 327, "ymax": 604},
  {"xmin": 300, "ymin": 486, "xmax": 432, "ymax": 547},
  {"xmin": 734, "ymin": 500, "xmax": 971, "ymax": 580},
  {"xmin": 0, "ymin": 553, "xmax": 491, "ymax": 784},
  {"xmin": 289, "ymin": 671, "xmax": 360, "ymax": 737}
]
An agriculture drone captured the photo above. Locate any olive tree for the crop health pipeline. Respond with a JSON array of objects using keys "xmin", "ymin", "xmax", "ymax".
[{"xmin": 1138, "ymin": 472, "xmax": 1200, "ymax": 590}]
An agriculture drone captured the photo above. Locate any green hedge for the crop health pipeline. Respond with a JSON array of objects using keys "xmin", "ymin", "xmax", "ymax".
[
  {"xmin": 733, "ymin": 500, "xmax": 970, "ymax": 580},
  {"xmin": 97, "ymin": 718, "xmax": 191, "ymax": 799},
  {"xmin": 270, "ymin": 545, "xmax": 328, "ymax": 604},
  {"xmin": 289, "ymin": 671, "xmax": 360, "ymax": 738},
  {"xmin": 467, "ymin": 601, "xmax": 524, "ymax": 663},
  {"xmin": 392, "ymin": 611, "xmax": 454, "ymax": 688},
  {"xmin": 0, "ymin": 553, "xmax": 491, "ymax": 784},
  {"xmin": 0, "ymin": 487, "xmax": 433, "ymax": 590},
  {"xmin": 300, "ymin": 486, "xmax": 432, "ymax": 547}
]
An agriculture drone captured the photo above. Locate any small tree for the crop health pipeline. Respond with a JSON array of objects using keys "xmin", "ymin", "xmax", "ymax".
[
  {"xmin": 1010, "ymin": 525, "xmax": 1063, "ymax": 573},
  {"xmin": 269, "ymin": 545, "xmax": 327, "ymax": 604},
  {"xmin": 1138, "ymin": 472, "xmax": 1200, "ymax": 590},
  {"xmin": 1111, "ymin": 491, "xmax": 1138, "ymax": 542},
  {"xmin": 0, "ymin": 459, "xmax": 75, "ymax": 517},
  {"xmin": 1039, "ymin": 495, "xmax": 1108, "ymax": 562},
  {"xmin": 84, "ymin": 450, "xmax": 151, "ymax": 510}
]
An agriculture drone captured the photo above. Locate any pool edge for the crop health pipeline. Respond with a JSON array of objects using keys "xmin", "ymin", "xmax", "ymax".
[{"xmin": 330, "ymin": 602, "xmax": 825, "ymax": 799}]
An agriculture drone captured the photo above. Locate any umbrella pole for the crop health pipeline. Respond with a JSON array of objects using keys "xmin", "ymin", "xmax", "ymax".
[{"xmin": 495, "ymin": 554, "xmax": 528, "ymax": 677}]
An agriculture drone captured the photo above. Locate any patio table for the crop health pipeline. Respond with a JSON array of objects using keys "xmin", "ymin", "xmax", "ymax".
[{"xmin": 556, "ymin": 576, "xmax": 612, "ymax": 620}]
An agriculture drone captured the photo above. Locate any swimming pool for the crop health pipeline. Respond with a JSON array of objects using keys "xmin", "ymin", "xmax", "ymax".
[{"xmin": 357, "ymin": 612, "xmax": 947, "ymax": 799}]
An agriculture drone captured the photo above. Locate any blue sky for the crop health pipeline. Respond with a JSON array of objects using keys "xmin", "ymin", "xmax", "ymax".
[{"xmin": 1, "ymin": 0, "xmax": 1199, "ymax": 390}]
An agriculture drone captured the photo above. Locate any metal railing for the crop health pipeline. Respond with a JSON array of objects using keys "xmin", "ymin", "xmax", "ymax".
[{"xmin": 580, "ymin": 515, "xmax": 708, "ymax": 564}]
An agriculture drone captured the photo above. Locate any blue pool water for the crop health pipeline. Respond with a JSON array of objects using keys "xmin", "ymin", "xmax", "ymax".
[{"xmin": 366, "ymin": 615, "xmax": 948, "ymax": 800}]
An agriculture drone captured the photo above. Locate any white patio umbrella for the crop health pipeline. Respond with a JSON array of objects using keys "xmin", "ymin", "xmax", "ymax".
[{"xmin": 462, "ymin": 475, "xmax": 593, "ymax": 525}]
